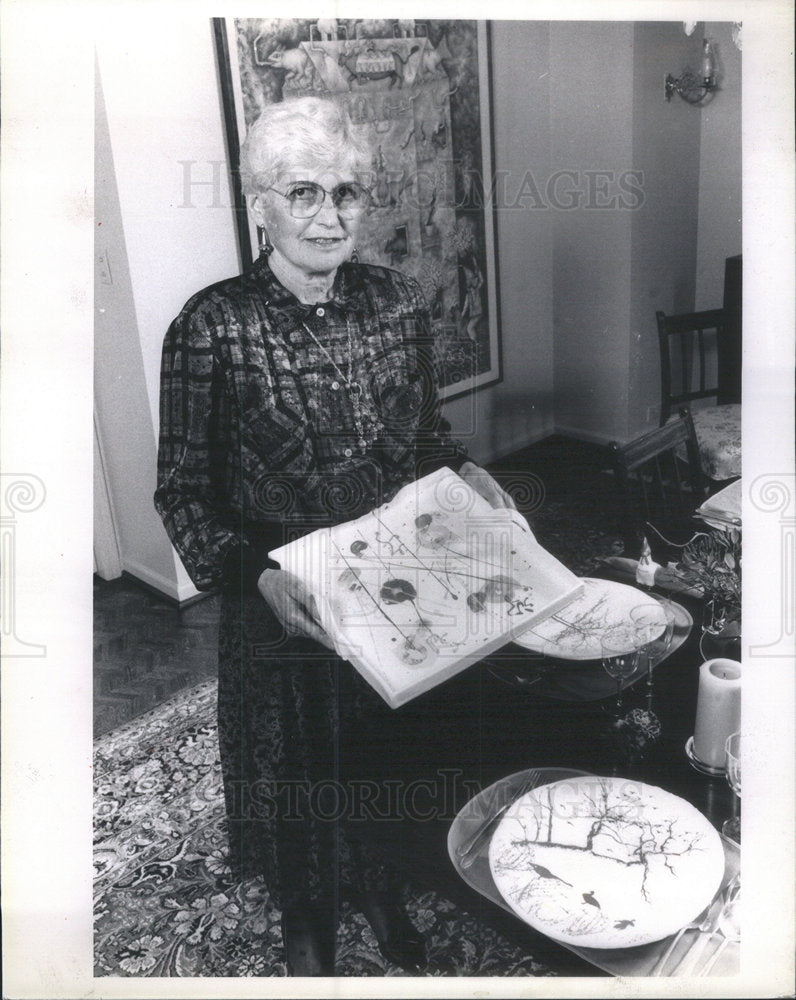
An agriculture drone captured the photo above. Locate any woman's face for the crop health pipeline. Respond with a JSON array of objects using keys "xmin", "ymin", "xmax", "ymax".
[{"xmin": 251, "ymin": 159, "xmax": 365, "ymax": 277}]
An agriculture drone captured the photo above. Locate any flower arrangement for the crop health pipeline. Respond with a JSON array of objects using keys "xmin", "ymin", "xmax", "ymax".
[
  {"xmin": 617, "ymin": 707, "xmax": 663, "ymax": 758},
  {"xmin": 675, "ymin": 527, "xmax": 742, "ymax": 620}
]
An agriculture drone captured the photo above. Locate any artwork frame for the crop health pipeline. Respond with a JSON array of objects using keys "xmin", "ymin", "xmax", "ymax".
[{"xmin": 213, "ymin": 16, "xmax": 502, "ymax": 401}]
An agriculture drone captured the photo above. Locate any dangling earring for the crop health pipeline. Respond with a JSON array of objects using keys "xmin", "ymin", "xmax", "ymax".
[
  {"xmin": 350, "ymin": 247, "xmax": 360, "ymax": 264},
  {"xmin": 258, "ymin": 227, "xmax": 273, "ymax": 257}
]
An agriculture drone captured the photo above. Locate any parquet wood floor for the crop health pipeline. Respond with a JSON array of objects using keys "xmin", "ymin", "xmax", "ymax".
[{"xmin": 93, "ymin": 576, "xmax": 220, "ymax": 737}]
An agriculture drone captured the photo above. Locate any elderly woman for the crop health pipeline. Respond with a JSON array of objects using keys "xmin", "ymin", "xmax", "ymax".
[{"xmin": 155, "ymin": 96, "xmax": 514, "ymax": 976}]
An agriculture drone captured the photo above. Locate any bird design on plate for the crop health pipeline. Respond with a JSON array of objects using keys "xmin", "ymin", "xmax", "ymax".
[{"xmin": 488, "ymin": 776, "xmax": 725, "ymax": 948}]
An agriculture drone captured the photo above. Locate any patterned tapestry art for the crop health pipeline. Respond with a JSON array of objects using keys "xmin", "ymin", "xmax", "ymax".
[{"xmin": 215, "ymin": 18, "xmax": 501, "ymax": 399}]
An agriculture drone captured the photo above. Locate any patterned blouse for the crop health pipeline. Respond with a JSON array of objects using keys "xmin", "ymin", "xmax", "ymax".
[{"xmin": 155, "ymin": 255, "xmax": 468, "ymax": 592}]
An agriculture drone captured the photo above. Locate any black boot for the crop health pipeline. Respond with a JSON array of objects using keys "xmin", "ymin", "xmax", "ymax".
[
  {"xmin": 280, "ymin": 900, "xmax": 336, "ymax": 976},
  {"xmin": 357, "ymin": 890, "xmax": 427, "ymax": 973}
]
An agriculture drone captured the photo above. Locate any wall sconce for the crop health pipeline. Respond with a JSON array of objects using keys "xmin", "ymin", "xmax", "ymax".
[{"xmin": 665, "ymin": 39, "xmax": 718, "ymax": 105}]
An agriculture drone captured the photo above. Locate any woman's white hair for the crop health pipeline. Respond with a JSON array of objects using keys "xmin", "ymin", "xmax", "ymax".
[{"xmin": 239, "ymin": 97, "xmax": 372, "ymax": 196}]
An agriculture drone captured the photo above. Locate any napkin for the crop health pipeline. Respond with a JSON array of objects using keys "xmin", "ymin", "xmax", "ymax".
[
  {"xmin": 601, "ymin": 557, "xmax": 703, "ymax": 598},
  {"xmin": 697, "ymin": 479, "xmax": 742, "ymax": 528}
]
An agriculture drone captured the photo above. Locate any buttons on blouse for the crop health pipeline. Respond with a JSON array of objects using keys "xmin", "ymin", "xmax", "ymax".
[
  {"xmin": 344, "ymin": 448, "xmax": 353, "ymax": 458},
  {"xmin": 315, "ymin": 306, "xmax": 325, "ymax": 317},
  {"xmin": 331, "ymin": 380, "xmax": 340, "ymax": 390}
]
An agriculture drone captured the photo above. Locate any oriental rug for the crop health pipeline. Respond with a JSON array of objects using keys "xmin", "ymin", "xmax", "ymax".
[{"xmin": 94, "ymin": 678, "xmax": 558, "ymax": 977}]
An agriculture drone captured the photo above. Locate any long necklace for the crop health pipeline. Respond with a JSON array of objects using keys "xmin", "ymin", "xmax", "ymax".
[{"xmin": 300, "ymin": 319, "xmax": 377, "ymax": 452}]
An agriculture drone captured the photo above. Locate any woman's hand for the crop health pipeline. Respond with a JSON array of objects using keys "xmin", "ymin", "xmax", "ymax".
[
  {"xmin": 458, "ymin": 461, "xmax": 517, "ymax": 510},
  {"xmin": 257, "ymin": 568, "xmax": 335, "ymax": 649}
]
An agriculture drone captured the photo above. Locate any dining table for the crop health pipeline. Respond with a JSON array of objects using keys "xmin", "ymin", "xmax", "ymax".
[
  {"xmin": 367, "ymin": 563, "xmax": 740, "ymax": 978},
  {"xmin": 447, "ymin": 769, "xmax": 739, "ymax": 977}
]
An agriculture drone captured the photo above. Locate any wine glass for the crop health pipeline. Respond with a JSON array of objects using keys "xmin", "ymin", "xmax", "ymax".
[
  {"xmin": 702, "ymin": 592, "xmax": 729, "ymax": 636},
  {"xmin": 630, "ymin": 600, "xmax": 676, "ymax": 692},
  {"xmin": 723, "ymin": 730, "xmax": 741, "ymax": 843},
  {"xmin": 601, "ymin": 629, "xmax": 642, "ymax": 719}
]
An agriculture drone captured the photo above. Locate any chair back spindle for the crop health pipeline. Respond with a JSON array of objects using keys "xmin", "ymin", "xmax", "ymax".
[
  {"xmin": 609, "ymin": 409, "xmax": 708, "ymax": 558},
  {"xmin": 656, "ymin": 308, "xmax": 730, "ymax": 423},
  {"xmin": 654, "ymin": 307, "xmax": 742, "ymax": 482}
]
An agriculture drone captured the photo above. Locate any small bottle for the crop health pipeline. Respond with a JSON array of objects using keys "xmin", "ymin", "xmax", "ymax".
[{"xmin": 636, "ymin": 536, "xmax": 660, "ymax": 589}]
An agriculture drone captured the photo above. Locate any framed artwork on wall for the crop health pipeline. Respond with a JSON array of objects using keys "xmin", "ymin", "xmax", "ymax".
[{"xmin": 213, "ymin": 16, "xmax": 502, "ymax": 400}]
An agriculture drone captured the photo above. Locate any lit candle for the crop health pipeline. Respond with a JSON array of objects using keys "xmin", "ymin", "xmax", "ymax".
[
  {"xmin": 701, "ymin": 39, "xmax": 716, "ymax": 85},
  {"xmin": 693, "ymin": 658, "xmax": 742, "ymax": 769}
]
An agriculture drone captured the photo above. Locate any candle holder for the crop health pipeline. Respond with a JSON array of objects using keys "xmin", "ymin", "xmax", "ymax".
[{"xmin": 685, "ymin": 735, "xmax": 726, "ymax": 777}]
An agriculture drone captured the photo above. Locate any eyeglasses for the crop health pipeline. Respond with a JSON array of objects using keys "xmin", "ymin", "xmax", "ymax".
[{"xmin": 266, "ymin": 181, "xmax": 371, "ymax": 219}]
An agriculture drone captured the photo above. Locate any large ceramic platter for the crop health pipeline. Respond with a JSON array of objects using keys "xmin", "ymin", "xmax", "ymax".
[
  {"xmin": 488, "ymin": 776, "xmax": 725, "ymax": 949},
  {"xmin": 512, "ymin": 577, "xmax": 664, "ymax": 660}
]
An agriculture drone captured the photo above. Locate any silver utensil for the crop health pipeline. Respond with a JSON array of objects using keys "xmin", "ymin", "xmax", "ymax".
[
  {"xmin": 699, "ymin": 903, "xmax": 741, "ymax": 976},
  {"xmin": 456, "ymin": 769, "xmax": 541, "ymax": 869},
  {"xmin": 698, "ymin": 935, "xmax": 733, "ymax": 976},
  {"xmin": 650, "ymin": 913, "xmax": 708, "ymax": 976},
  {"xmin": 698, "ymin": 878, "xmax": 741, "ymax": 976},
  {"xmin": 676, "ymin": 873, "xmax": 740, "ymax": 976},
  {"xmin": 650, "ymin": 874, "xmax": 738, "ymax": 976}
]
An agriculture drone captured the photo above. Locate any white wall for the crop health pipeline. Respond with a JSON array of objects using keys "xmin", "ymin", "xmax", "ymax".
[
  {"xmin": 543, "ymin": 21, "xmax": 736, "ymax": 443},
  {"xmin": 444, "ymin": 20, "xmax": 555, "ymax": 463},
  {"xmin": 96, "ymin": 16, "xmax": 240, "ymax": 432},
  {"xmin": 95, "ymin": 67, "xmax": 185, "ymax": 597},
  {"xmin": 549, "ymin": 21, "xmax": 635, "ymax": 443},
  {"xmin": 628, "ymin": 22, "xmax": 703, "ymax": 435},
  {"xmin": 95, "ymin": 16, "xmax": 239, "ymax": 600},
  {"xmin": 696, "ymin": 20, "xmax": 743, "ymax": 310}
]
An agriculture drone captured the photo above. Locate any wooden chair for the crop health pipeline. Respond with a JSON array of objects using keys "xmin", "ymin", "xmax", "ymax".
[
  {"xmin": 609, "ymin": 408, "xmax": 709, "ymax": 558},
  {"xmin": 655, "ymin": 308, "xmax": 741, "ymax": 481}
]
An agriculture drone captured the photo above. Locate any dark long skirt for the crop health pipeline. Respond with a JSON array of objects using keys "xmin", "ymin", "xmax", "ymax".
[{"xmin": 217, "ymin": 589, "xmax": 394, "ymax": 911}]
